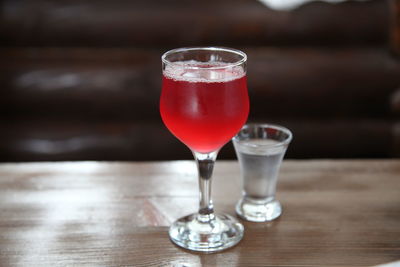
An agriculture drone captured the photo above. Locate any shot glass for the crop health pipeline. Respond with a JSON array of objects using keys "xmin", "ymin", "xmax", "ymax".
[{"xmin": 232, "ymin": 124, "xmax": 292, "ymax": 222}]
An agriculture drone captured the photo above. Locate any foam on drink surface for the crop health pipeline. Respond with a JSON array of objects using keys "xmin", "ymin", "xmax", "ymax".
[{"xmin": 163, "ymin": 60, "xmax": 245, "ymax": 83}]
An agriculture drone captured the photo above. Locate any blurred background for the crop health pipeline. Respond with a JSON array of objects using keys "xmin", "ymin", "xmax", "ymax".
[{"xmin": 0, "ymin": 0, "xmax": 399, "ymax": 162}]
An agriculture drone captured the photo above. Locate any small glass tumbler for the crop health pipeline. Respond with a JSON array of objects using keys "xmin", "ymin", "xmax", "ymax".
[{"xmin": 232, "ymin": 124, "xmax": 292, "ymax": 222}]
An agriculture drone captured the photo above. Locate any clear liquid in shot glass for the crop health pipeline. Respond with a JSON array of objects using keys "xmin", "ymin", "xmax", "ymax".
[{"xmin": 235, "ymin": 139, "xmax": 286, "ymax": 200}]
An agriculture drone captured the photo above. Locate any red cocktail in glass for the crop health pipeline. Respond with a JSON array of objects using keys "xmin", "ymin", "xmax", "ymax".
[
  {"xmin": 160, "ymin": 47, "xmax": 249, "ymax": 252},
  {"xmin": 161, "ymin": 64, "xmax": 249, "ymax": 153}
]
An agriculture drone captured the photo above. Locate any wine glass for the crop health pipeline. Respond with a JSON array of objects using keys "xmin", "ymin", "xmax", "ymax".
[{"xmin": 160, "ymin": 47, "xmax": 249, "ymax": 252}]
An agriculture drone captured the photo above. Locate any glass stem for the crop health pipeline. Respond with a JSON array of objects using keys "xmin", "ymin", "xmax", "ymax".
[{"xmin": 193, "ymin": 150, "xmax": 218, "ymax": 223}]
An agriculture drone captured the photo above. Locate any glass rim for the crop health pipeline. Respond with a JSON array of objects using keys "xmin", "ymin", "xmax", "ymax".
[
  {"xmin": 232, "ymin": 123, "xmax": 293, "ymax": 148},
  {"xmin": 161, "ymin": 47, "xmax": 247, "ymax": 70}
]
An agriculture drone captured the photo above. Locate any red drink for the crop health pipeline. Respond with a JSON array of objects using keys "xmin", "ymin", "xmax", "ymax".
[{"xmin": 160, "ymin": 62, "xmax": 249, "ymax": 153}]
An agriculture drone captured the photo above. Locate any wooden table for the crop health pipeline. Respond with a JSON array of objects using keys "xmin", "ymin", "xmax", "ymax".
[{"xmin": 0, "ymin": 160, "xmax": 399, "ymax": 267}]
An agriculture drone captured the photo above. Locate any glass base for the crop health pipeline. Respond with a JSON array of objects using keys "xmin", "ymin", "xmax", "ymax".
[
  {"xmin": 169, "ymin": 213, "xmax": 244, "ymax": 252},
  {"xmin": 236, "ymin": 197, "xmax": 282, "ymax": 222}
]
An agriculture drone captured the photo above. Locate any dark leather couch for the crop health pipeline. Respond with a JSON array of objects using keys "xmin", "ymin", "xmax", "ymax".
[{"xmin": 1, "ymin": 0, "xmax": 399, "ymax": 161}]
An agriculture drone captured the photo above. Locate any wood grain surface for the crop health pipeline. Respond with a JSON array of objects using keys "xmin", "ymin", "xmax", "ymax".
[
  {"xmin": 2, "ymin": 47, "xmax": 399, "ymax": 119},
  {"xmin": 0, "ymin": 160, "xmax": 399, "ymax": 266},
  {"xmin": 1, "ymin": 47, "xmax": 399, "ymax": 161},
  {"xmin": 0, "ymin": 0, "xmax": 387, "ymax": 47}
]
